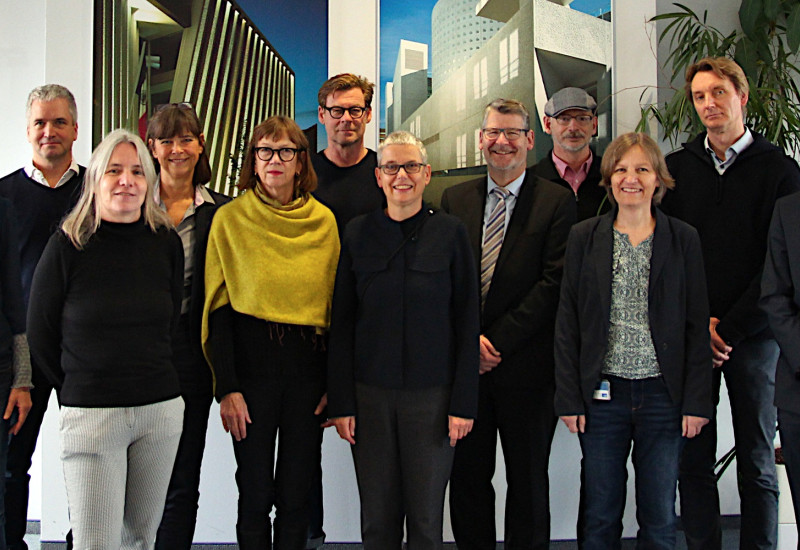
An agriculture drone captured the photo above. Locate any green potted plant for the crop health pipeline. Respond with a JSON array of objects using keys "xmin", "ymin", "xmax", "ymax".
[{"xmin": 637, "ymin": 0, "xmax": 800, "ymax": 156}]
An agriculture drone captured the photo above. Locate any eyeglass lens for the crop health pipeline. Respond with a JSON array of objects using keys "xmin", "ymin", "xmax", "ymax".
[
  {"xmin": 482, "ymin": 128, "xmax": 527, "ymax": 140},
  {"xmin": 255, "ymin": 147, "xmax": 299, "ymax": 162},
  {"xmin": 325, "ymin": 106, "xmax": 366, "ymax": 119},
  {"xmin": 380, "ymin": 162, "xmax": 423, "ymax": 175}
]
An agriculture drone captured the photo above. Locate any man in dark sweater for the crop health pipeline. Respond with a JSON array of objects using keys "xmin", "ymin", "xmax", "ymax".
[
  {"xmin": 312, "ymin": 73, "xmax": 384, "ymax": 237},
  {"xmin": 306, "ymin": 73, "xmax": 384, "ymax": 550},
  {"xmin": 0, "ymin": 84, "xmax": 83, "ymax": 550},
  {"xmin": 661, "ymin": 57, "xmax": 800, "ymax": 550},
  {"xmin": 534, "ymin": 87, "xmax": 609, "ymax": 222}
]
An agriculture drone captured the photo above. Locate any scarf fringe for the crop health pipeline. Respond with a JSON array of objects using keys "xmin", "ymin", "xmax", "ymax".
[{"xmin": 266, "ymin": 321, "xmax": 327, "ymax": 351}]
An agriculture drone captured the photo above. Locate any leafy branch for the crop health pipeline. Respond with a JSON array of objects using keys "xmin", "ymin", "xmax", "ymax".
[{"xmin": 638, "ymin": 0, "xmax": 800, "ymax": 155}]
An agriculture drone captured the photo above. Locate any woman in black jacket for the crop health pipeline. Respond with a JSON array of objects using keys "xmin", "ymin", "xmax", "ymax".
[
  {"xmin": 554, "ymin": 132, "xmax": 712, "ymax": 549},
  {"xmin": 146, "ymin": 103, "xmax": 230, "ymax": 549},
  {"xmin": 327, "ymin": 131, "xmax": 479, "ymax": 550}
]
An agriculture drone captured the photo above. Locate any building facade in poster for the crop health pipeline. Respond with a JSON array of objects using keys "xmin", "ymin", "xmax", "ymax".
[{"xmin": 385, "ymin": 0, "xmax": 611, "ymax": 173}]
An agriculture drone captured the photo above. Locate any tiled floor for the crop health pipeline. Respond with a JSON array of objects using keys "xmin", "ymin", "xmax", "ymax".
[
  {"xmin": 27, "ymin": 517, "xmax": 743, "ymax": 549},
  {"xmin": 26, "ymin": 535, "xmax": 741, "ymax": 549}
]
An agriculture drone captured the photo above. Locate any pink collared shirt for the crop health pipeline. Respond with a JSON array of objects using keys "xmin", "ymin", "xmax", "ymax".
[{"xmin": 552, "ymin": 150, "xmax": 593, "ymax": 195}]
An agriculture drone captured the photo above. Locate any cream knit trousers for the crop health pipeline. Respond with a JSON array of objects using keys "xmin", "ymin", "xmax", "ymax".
[{"xmin": 59, "ymin": 397, "xmax": 184, "ymax": 550}]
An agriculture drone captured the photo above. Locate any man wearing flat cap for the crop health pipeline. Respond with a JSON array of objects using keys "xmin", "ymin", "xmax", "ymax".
[{"xmin": 534, "ymin": 87, "xmax": 609, "ymax": 221}]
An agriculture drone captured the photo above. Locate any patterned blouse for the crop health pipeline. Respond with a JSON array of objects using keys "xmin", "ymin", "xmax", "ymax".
[{"xmin": 602, "ymin": 228, "xmax": 661, "ymax": 379}]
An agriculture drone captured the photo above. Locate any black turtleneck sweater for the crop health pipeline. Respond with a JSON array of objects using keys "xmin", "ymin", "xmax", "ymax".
[{"xmin": 27, "ymin": 221, "xmax": 183, "ymax": 407}]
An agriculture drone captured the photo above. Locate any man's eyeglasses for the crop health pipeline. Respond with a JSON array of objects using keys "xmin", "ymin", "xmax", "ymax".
[
  {"xmin": 482, "ymin": 127, "xmax": 529, "ymax": 140},
  {"xmin": 322, "ymin": 105, "xmax": 368, "ymax": 119},
  {"xmin": 254, "ymin": 147, "xmax": 303, "ymax": 162},
  {"xmin": 378, "ymin": 162, "xmax": 425, "ymax": 175},
  {"xmin": 553, "ymin": 114, "xmax": 594, "ymax": 125}
]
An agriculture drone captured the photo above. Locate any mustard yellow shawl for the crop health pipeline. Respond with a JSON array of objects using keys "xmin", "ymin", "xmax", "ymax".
[{"xmin": 201, "ymin": 188, "xmax": 340, "ymax": 366}]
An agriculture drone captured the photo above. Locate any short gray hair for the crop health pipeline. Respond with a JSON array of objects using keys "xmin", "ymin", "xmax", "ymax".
[
  {"xmin": 378, "ymin": 131, "xmax": 428, "ymax": 165},
  {"xmin": 482, "ymin": 98, "xmax": 530, "ymax": 130},
  {"xmin": 62, "ymin": 129, "xmax": 170, "ymax": 249},
  {"xmin": 26, "ymin": 84, "xmax": 78, "ymax": 123}
]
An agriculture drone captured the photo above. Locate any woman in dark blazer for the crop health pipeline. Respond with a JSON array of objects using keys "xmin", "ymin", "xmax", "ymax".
[
  {"xmin": 328, "ymin": 131, "xmax": 479, "ymax": 550},
  {"xmin": 146, "ymin": 103, "xmax": 230, "ymax": 549},
  {"xmin": 554, "ymin": 132, "xmax": 712, "ymax": 550}
]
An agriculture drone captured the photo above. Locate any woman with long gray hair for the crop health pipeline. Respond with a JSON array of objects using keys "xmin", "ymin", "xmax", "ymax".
[{"xmin": 27, "ymin": 129, "xmax": 185, "ymax": 549}]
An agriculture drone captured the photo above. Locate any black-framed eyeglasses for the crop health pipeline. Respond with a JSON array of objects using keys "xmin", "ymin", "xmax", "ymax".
[
  {"xmin": 482, "ymin": 127, "xmax": 529, "ymax": 140},
  {"xmin": 553, "ymin": 114, "xmax": 594, "ymax": 125},
  {"xmin": 254, "ymin": 147, "xmax": 303, "ymax": 162},
  {"xmin": 322, "ymin": 105, "xmax": 368, "ymax": 119},
  {"xmin": 378, "ymin": 162, "xmax": 425, "ymax": 175}
]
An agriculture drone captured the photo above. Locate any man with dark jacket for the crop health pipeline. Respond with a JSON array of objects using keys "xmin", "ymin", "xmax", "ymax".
[
  {"xmin": 443, "ymin": 98, "xmax": 575, "ymax": 550},
  {"xmin": 761, "ymin": 191, "xmax": 800, "ymax": 546},
  {"xmin": 661, "ymin": 57, "xmax": 800, "ymax": 550},
  {"xmin": 534, "ymin": 87, "xmax": 609, "ymax": 221},
  {"xmin": 0, "ymin": 84, "xmax": 84, "ymax": 550}
]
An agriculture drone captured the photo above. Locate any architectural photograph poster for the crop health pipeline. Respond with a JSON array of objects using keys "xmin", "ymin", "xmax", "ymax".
[
  {"xmin": 94, "ymin": 0, "xmax": 327, "ymax": 197},
  {"xmin": 380, "ymin": 0, "xmax": 612, "ymax": 203}
]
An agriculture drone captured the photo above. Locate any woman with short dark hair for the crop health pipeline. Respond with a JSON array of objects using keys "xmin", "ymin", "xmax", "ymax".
[{"xmin": 146, "ymin": 103, "xmax": 230, "ymax": 549}]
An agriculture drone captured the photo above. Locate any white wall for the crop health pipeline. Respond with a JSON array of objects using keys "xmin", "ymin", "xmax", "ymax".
[
  {"xmin": 0, "ymin": 0, "xmax": 94, "ymax": 541},
  {"xmin": 1, "ymin": 0, "xmax": 744, "ymax": 544},
  {"xmin": 328, "ymin": 0, "xmax": 380, "ymax": 151},
  {"xmin": 0, "ymin": 0, "xmax": 93, "ymax": 175}
]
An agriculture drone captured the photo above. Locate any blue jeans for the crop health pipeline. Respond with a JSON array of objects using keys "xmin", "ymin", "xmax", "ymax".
[
  {"xmin": 579, "ymin": 376, "xmax": 684, "ymax": 550},
  {"xmin": 679, "ymin": 334, "xmax": 778, "ymax": 550}
]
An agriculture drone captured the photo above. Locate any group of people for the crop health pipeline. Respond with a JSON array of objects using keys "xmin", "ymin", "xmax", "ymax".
[{"xmin": 1, "ymin": 55, "xmax": 800, "ymax": 550}]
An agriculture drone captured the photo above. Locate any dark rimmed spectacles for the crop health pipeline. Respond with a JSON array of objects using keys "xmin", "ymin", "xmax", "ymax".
[
  {"xmin": 254, "ymin": 147, "xmax": 303, "ymax": 162},
  {"xmin": 482, "ymin": 127, "xmax": 529, "ymax": 140},
  {"xmin": 322, "ymin": 105, "xmax": 368, "ymax": 119},
  {"xmin": 378, "ymin": 162, "xmax": 425, "ymax": 175},
  {"xmin": 553, "ymin": 114, "xmax": 594, "ymax": 125}
]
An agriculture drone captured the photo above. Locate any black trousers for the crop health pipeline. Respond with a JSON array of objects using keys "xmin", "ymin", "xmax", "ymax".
[
  {"xmin": 232, "ymin": 326, "xmax": 326, "ymax": 550},
  {"xmin": 306, "ymin": 426, "xmax": 326, "ymax": 548},
  {"xmin": 679, "ymin": 335, "xmax": 779, "ymax": 550},
  {"xmin": 777, "ymin": 407, "xmax": 800, "ymax": 549},
  {"xmin": 5, "ymin": 364, "xmax": 57, "ymax": 550},
  {"xmin": 155, "ymin": 317, "xmax": 213, "ymax": 550},
  {"xmin": 352, "ymin": 383, "xmax": 454, "ymax": 550},
  {"xmin": 449, "ymin": 376, "xmax": 557, "ymax": 550}
]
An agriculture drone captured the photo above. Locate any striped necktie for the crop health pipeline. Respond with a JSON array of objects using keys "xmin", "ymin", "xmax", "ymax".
[{"xmin": 481, "ymin": 186, "xmax": 510, "ymax": 307}]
